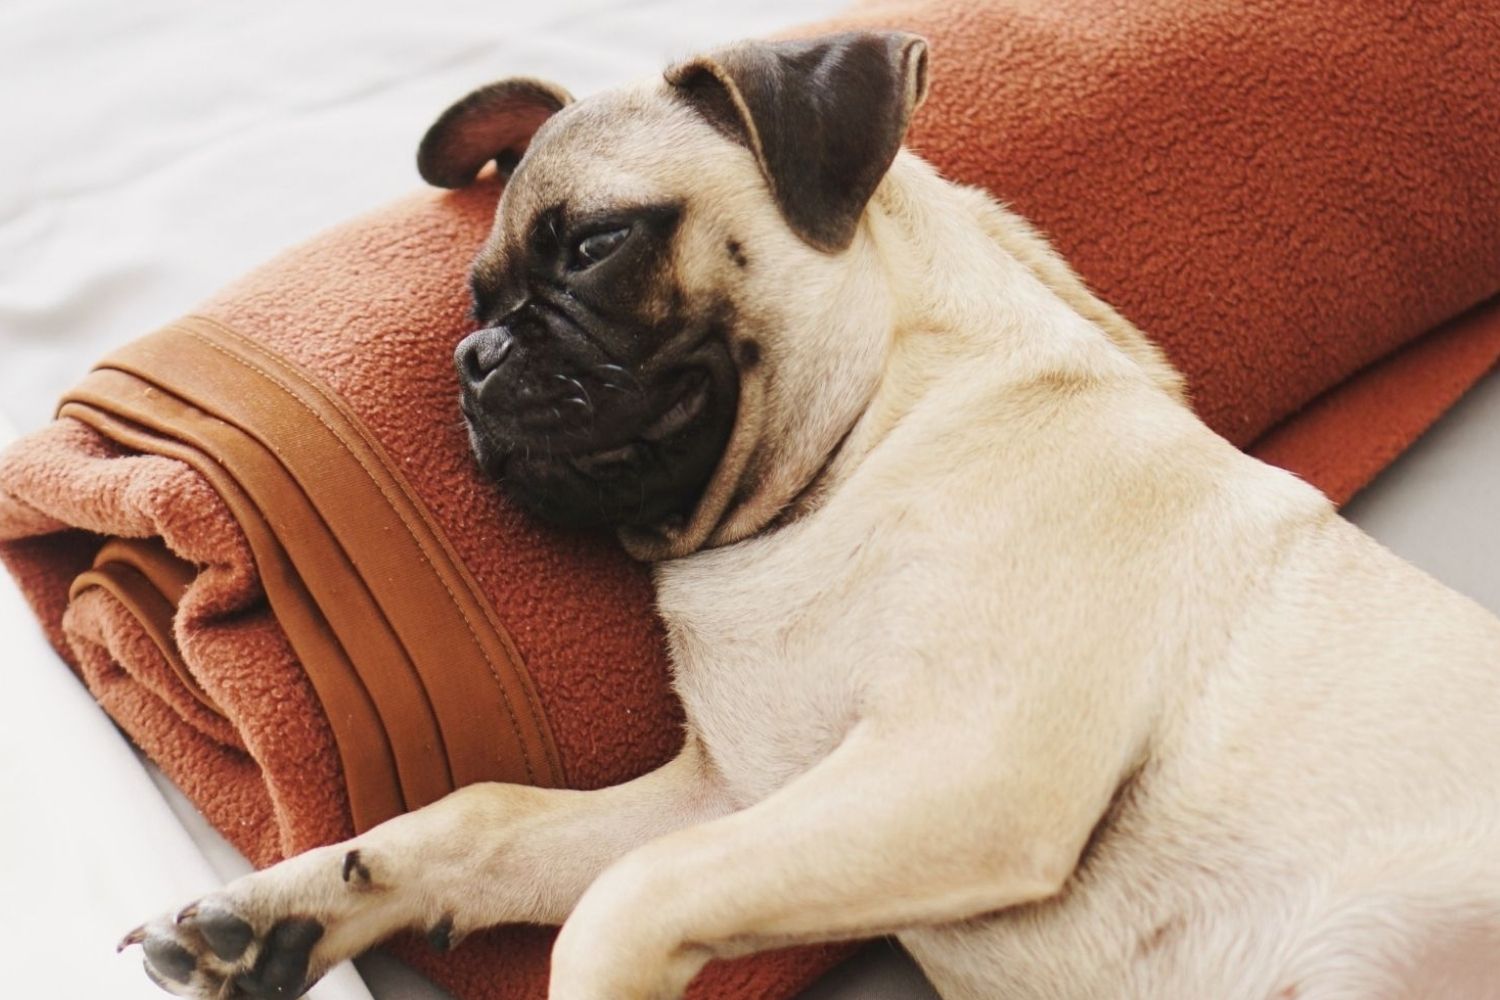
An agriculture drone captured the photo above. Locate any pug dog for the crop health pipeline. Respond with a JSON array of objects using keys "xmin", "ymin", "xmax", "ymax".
[{"xmin": 123, "ymin": 30, "xmax": 1500, "ymax": 1000}]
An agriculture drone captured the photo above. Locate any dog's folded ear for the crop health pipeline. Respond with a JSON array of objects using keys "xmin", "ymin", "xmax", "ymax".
[
  {"xmin": 417, "ymin": 78, "xmax": 574, "ymax": 189},
  {"xmin": 665, "ymin": 31, "xmax": 930, "ymax": 253}
]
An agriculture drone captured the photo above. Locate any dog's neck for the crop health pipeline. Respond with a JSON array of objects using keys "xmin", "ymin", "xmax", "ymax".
[
  {"xmin": 619, "ymin": 153, "xmax": 1185, "ymax": 562},
  {"xmin": 805, "ymin": 158, "xmax": 1185, "ymax": 510}
]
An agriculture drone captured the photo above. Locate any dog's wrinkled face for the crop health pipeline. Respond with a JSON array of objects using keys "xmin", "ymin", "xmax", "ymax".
[
  {"xmin": 423, "ymin": 33, "xmax": 930, "ymax": 537},
  {"xmin": 453, "ymin": 107, "xmax": 741, "ymax": 529}
]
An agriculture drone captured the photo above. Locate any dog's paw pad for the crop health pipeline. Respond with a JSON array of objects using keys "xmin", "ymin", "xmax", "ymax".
[
  {"xmin": 141, "ymin": 935, "xmax": 197, "ymax": 985},
  {"xmin": 180, "ymin": 900, "xmax": 255, "ymax": 962},
  {"xmin": 231, "ymin": 917, "xmax": 325, "ymax": 1000}
]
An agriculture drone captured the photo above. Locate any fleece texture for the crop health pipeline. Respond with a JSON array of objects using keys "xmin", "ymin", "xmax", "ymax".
[{"xmin": 2, "ymin": 1, "xmax": 1499, "ymax": 998}]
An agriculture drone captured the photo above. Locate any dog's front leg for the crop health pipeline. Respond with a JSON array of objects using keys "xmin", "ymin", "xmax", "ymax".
[
  {"xmin": 549, "ymin": 720, "xmax": 1122, "ymax": 1000},
  {"xmin": 125, "ymin": 741, "xmax": 729, "ymax": 999}
]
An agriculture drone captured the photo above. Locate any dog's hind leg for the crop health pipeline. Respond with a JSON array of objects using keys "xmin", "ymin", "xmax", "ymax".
[{"xmin": 121, "ymin": 739, "xmax": 730, "ymax": 1000}]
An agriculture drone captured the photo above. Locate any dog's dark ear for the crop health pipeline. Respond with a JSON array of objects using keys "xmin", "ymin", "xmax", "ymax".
[
  {"xmin": 665, "ymin": 32, "xmax": 929, "ymax": 252},
  {"xmin": 417, "ymin": 78, "xmax": 574, "ymax": 188}
]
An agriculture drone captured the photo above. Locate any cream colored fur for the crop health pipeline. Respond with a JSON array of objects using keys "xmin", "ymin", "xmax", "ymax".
[{"xmin": 130, "ymin": 72, "xmax": 1500, "ymax": 1000}]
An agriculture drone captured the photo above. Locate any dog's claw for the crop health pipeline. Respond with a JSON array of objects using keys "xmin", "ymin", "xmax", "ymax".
[{"xmin": 117, "ymin": 924, "xmax": 147, "ymax": 952}]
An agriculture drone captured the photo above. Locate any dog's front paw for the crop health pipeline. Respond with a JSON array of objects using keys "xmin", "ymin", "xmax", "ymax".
[
  {"xmin": 120, "ymin": 845, "xmax": 400, "ymax": 999},
  {"xmin": 122, "ymin": 899, "xmax": 325, "ymax": 999}
]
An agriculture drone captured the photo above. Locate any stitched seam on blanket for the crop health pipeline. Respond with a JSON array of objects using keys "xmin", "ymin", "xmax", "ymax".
[
  {"xmin": 60, "ymin": 385, "xmax": 410, "ymax": 831},
  {"xmin": 172, "ymin": 323, "xmax": 545, "ymax": 788},
  {"xmin": 186, "ymin": 314, "xmax": 564, "ymax": 788}
]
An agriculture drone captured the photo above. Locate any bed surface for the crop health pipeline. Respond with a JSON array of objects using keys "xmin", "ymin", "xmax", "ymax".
[{"xmin": 3, "ymin": 2, "xmax": 1496, "ymax": 998}]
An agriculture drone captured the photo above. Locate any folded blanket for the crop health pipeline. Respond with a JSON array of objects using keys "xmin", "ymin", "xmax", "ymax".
[{"xmin": 3, "ymin": 2, "xmax": 1499, "ymax": 999}]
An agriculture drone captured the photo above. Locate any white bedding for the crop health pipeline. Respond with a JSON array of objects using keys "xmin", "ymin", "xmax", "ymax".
[{"xmin": 3, "ymin": 2, "xmax": 1497, "ymax": 998}]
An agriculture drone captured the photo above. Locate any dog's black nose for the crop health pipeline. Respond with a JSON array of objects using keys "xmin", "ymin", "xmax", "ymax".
[{"xmin": 455, "ymin": 326, "xmax": 515, "ymax": 388}]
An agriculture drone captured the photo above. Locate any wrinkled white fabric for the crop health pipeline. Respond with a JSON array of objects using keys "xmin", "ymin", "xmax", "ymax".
[{"xmin": 0, "ymin": 0, "xmax": 847, "ymax": 434}]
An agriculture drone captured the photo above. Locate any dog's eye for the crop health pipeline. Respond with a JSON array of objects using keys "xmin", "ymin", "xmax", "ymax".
[{"xmin": 571, "ymin": 227, "xmax": 629, "ymax": 270}]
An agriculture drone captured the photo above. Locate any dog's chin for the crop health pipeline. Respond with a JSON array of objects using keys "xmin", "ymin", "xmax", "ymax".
[{"xmin": 471, "ymin": 366, "xmax": 738, "ymax": 530}]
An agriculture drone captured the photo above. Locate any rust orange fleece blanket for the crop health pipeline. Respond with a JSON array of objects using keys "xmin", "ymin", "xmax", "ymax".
[{"xmin": 3, "ymin": 1, "xmax": 1500, "ymax": 998}]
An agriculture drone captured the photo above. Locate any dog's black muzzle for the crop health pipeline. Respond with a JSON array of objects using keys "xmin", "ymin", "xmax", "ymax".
[{"xmin": 454, "ymin": 315, "xmax": 738, "ymax": 530}]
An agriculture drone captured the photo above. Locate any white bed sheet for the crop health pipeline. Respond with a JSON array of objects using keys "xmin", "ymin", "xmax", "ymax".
[
  {"xmin": 1, "ymin": 0, "xmax": 854, "ymax": 432},
  {"xmin": 3, "ymin": 2, "xmax": 1497, "ymax": 999}
]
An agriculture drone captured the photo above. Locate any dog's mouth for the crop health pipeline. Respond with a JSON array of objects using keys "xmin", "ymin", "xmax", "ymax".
[
  {"xmin": 568, "ymin": 368, "xmax": 711, "ymax": 477},
  {"xmin": 645, "ymin": 368, "xmax": 713, "ymax": 441},
  {"xmin": 466, "ymin": 341, "xmax": 737, "ymax": 529}
]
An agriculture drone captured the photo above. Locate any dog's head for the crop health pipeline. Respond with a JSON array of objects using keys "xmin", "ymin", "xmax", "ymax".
[{"xmin": 422, "ymin": 31, "xmax": 929, "ymax": 556}]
